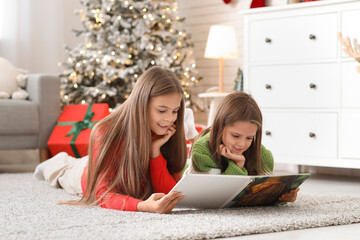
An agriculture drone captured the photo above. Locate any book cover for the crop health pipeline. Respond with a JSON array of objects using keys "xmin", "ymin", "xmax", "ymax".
[
  {"xmin": 225, "ymin": 173, "xmax": 310, "ymax": 207},
  {"xmin": 171, "ymin": 173, "xmax": 310, "ymax": 209}
]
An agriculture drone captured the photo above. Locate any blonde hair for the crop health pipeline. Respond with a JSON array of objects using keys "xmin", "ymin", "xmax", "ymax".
[
  {"xmin": 74, "ymin": 67, "xmax": 187, "ymax": 208},
  {"xmin": 196, "ymin": 92, "xmax": 268, "ymax": 175}
]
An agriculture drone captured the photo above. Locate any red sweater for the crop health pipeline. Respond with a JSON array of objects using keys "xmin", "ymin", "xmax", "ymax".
[{"xmin": 81, "ymin": 153, "xmax": 181, "ymax": 211}]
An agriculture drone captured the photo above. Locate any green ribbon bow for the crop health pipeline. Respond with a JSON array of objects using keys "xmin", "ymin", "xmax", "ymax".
[{"xmin": 57, "ymin": 103, "xmax": 98, "ymax": 158}]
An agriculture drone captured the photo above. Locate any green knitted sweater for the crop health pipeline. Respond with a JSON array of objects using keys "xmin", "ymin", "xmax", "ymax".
[{"xmin": 191, "ymin": 132, "xmax": 274, "ymax": 175}]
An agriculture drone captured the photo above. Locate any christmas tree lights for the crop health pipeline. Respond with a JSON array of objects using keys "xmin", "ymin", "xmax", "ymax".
[{"xmin": 60, "ymin": 0, "xmax": 201, "ymax": 109}]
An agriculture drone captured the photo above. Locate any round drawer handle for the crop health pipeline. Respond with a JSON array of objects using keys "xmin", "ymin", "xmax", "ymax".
[
  {"xmin": 309, "ymin": 83, "xmax": 317, "ymax": 89},
  {"xmin": 265, "ymin": 84, "xmax": 272, "ymax": 90},
  {"xmin": 309, "ymin": 132, "xmax": 316, "ymax": 138},
  {"xmin": 265, "ymin": 38, "xmax": 272, "ymax": 43},
  {"xmin": 265, "ymin": 131, "xmax": 272, "ymax": 136},
  {"xmin": 309, "ymin": 34, "xmax": 316, "ymax": 40}
]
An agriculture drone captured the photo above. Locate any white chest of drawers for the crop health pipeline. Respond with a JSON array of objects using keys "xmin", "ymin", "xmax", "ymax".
[{"xmin": 243, "ymin": 0, "xmax": 360, "ymax": 169}]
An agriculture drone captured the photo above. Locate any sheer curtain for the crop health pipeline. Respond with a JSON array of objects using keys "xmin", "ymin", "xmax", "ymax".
[
  {"xmin": 0, "ymin": 0, "xmax": 31, "ymax": 69},
  {"xmin": 0, "ymin": 0, "xmax": 80, "ymax": 74}
]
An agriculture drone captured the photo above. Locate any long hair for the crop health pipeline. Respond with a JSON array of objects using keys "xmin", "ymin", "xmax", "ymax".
[
  {"xmin": 195, "ymin": 92, "xmax": 268, "ymax": 175},
  {"xmin": 75, "ymin": 66, "xmax": 187, "ymax": 207}
]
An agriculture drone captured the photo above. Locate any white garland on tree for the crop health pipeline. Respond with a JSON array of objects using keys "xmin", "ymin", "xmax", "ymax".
[{"xmin": 60, "ymin": 0, "xmax": 202, "ymax": 110}]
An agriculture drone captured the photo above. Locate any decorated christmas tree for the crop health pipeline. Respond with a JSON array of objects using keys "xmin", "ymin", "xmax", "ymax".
[{"xmin": 60, "ymin": 0, "xmax": 201, "ymax": 110}]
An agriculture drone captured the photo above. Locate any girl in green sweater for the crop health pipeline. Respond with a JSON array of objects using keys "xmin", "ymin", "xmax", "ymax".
[{"xmin": 190, "ymin": 92, "xmax": 299, "ymax": 202}]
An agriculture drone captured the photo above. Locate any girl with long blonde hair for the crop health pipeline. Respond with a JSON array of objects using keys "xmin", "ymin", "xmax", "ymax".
[
  {"xmin": 34, "ymin": 66, "xmax": 187, "ymax": 213},
  {"xmin": 190, "ymin": 92, "xmax": 299, "ymax": 202}
]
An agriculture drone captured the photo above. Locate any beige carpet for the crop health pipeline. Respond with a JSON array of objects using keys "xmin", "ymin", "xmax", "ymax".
[{"xmin": 1, "ymin": 173, "xmax": 360, "ymax": 240}]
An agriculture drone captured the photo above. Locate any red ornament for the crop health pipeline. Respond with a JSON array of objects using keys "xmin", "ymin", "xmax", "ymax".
[
  {"xmin": 250, "ymin": 0, "xmax": 265, "ymax": 8},
  {"xmin": 223, "ymin": 0, "xmax": 231, "ymax": 4}
]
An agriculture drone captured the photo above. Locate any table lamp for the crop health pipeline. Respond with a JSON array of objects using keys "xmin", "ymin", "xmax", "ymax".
[{"xmin": 204, "ymin": 25, "xmax": 238, "ymax": 92}]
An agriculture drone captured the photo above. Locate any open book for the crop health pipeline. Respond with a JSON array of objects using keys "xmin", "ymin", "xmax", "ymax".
[{"xmin": 170, "ymin": 173, "xmax": 310, "ymax": 209}]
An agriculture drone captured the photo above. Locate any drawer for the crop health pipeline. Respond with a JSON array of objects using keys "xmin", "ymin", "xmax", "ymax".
[
  {"xmin": 341, "ymin": 10, "xmax": 360, "ymax": 59},
  {"xmin": 262, "ymin": 111, "xmax": 337, "ymax": 158},
  {"xmin": 341, "ymin": 61, "xmax": 360, "ymax": 108},
  {"xmin": 249, "ymin": 13, "xmax": 337, "ymax": 63},
  {"xmin": 249, "ymin": 63, "xmax": 339, "ymax": 108},
  {"xmin": 340, "ymin": 110, "xmax": 360, "ymax": 159}
]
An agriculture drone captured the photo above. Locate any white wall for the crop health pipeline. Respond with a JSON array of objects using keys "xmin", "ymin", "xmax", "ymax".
[
  {"xmin": 0, "ymin": 0, "xmax": 83, "ymax": 74},
  {"xmin": 177, "ymin": 0, "xmax": 252, "ymax": 94}
]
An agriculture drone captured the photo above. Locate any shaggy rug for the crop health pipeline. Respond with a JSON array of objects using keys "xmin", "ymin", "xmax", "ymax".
[{"xmin": 1, "ymin": 173, "xmax": 360, "ymax": 240}]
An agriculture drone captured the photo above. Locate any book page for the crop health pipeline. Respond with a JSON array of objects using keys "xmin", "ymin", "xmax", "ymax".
[
  {"xmin": 228, "ymin": 173, "xmax": 310, "ymax": 207},
  {"xmin": 171, "ymin": 174, "xmax": 252, "ymax": 209}
]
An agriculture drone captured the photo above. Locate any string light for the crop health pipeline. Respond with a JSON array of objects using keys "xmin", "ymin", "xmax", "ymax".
[{"xmin": 60, "ymin": 0, "xmax": 200, "ymax": 109}]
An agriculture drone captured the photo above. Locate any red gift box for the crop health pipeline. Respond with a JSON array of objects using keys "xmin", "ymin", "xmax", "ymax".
[{"xmin": 48, "ymin": 103, "xmax": 110, "ymax": 158}]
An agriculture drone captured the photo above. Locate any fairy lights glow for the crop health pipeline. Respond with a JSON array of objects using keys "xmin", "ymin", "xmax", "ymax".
[{"xmin": 60, "ymin": 0, "xmax": 201, "ymax": 109}]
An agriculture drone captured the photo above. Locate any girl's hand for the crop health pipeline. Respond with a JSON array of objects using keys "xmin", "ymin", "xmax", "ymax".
[
  {"xmin": 137, "ymin": 191, "xmax": 184, "ymax": 214},
  {"xmin": 279, "ymin": 187, "xmax": 300, "ymax": 202},
  {"xmin": 219, "ymin": 144, "xmax": 246, "ymax": 169},
  {"xmin": 151, "ymin": 124, "xmax": 176, "ymax": 159}
]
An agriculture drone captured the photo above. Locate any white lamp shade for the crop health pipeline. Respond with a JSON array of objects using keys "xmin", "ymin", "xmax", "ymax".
[{"xmin": 204, "ymin": 25, "xmax": 238, "ymax": 59}]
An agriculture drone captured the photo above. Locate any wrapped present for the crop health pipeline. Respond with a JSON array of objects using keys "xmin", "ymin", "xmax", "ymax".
[{"xmin": 48, "ymin": 103, "xmax": 110, "ymax": 158}]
